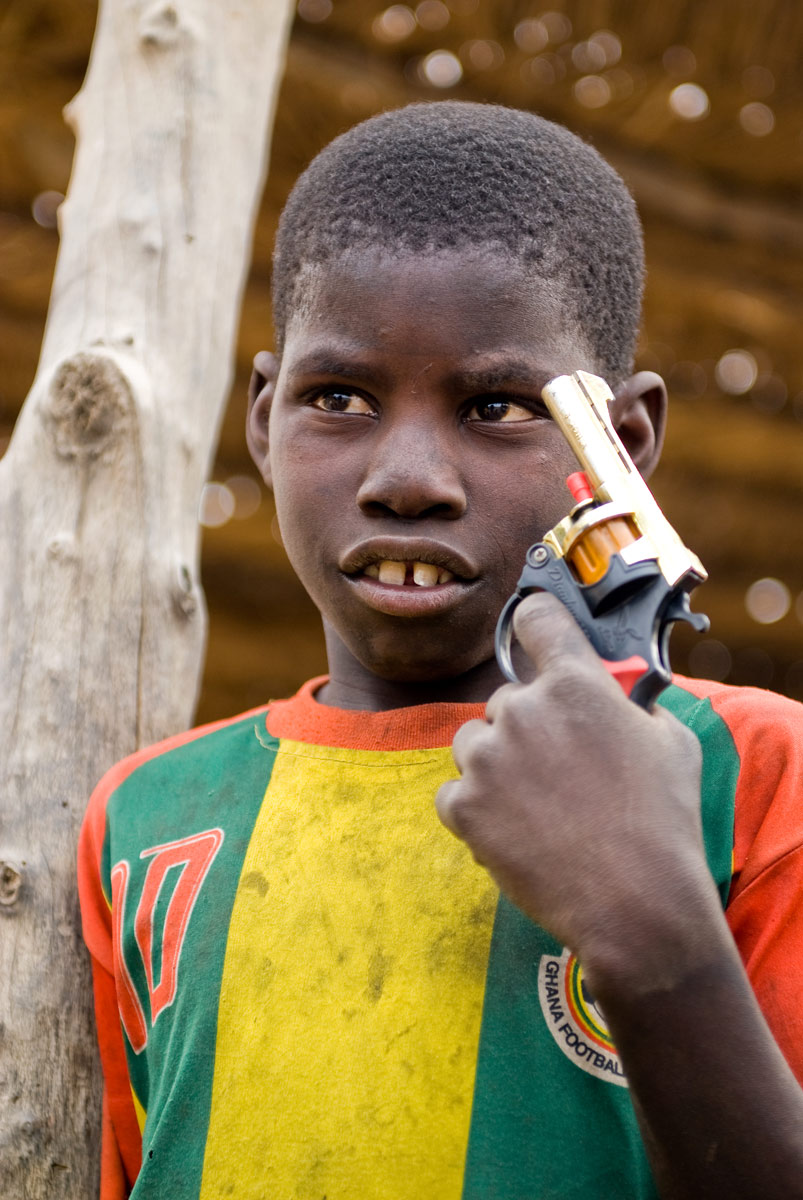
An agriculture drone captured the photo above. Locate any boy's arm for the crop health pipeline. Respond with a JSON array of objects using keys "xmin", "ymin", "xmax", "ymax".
[
  {"xmin": 596, "ymin": 950, "xmax": 803, "ymax": 1198},
  {"xmin": 436, "ymin": 593, "xmax": 803, "ymax": 1199}
]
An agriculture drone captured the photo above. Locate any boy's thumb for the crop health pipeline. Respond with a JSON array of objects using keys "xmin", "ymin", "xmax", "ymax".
[{"xmin": 512, "ymin": 592, "xmax": 599, "ymax": 675}]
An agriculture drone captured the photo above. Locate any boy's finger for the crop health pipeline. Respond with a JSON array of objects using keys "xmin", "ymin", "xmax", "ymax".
[
  {"xmin": 484, "ymin": 682, "xmax": 522, "ymax": 724},
  {"xmin": 451, "ymin": 718, "xmax": 490, "ymax": 772},
  {"xmin": 512, "ymin": 592, "xmax": 602, "ymax": 677},
  {"xmin": 434, "ymin": 778, "xmax": 463, "ymax": 836}
]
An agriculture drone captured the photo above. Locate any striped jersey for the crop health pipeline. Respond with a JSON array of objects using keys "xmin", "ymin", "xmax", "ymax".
[{"xmin": 78, "ymin": 675, "xmax": 803, "ymax": 1199}]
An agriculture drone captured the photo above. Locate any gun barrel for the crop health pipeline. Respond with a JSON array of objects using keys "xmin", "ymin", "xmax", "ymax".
[{"xmin": 541, "ymin": 371, "xmax": 707, "ymax": 587}]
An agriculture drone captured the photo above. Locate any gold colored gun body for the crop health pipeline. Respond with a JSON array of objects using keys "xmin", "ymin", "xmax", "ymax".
[
  {"xmin": 540, "ymin": 371, "xmax": 707, "ymax": 590},
  {"xmin": 494, "ymin": 370, "xmax": 708, "ymax": 701}
]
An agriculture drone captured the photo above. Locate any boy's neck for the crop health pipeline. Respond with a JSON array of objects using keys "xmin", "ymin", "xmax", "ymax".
[{"xmin": 316, "ymin": 639, "xmax": 505, "ymax": 711}]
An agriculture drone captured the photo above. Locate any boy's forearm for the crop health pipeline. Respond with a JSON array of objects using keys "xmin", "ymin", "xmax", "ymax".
[
  {"xmin": 585, "ymin": 909, "xmax": 803, "ymax": 1200},
  {"xmin": 438, "ymin": 593, "xmax": 803, "ymax": 1196}
]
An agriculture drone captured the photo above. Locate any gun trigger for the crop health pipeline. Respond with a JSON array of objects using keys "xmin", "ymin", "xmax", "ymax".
[{"xmin": 602, "ymin": 655, "xmax": 650, "ymax": 699}]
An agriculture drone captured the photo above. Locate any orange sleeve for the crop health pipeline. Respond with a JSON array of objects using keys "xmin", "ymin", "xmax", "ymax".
[
  {"xmin": 100, "ymin": 1089, "xmax": 128, "ymax": 1198},
  {"xmin": 78, "ymin": 769, "xmax": 143, "ymax": 1196},
  {"xmin": 679, "ymin": 679, "xmax": 803, "ymax": 1083}
]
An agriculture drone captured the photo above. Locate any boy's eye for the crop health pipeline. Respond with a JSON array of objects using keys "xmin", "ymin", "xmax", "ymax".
[
  {"xmin": 466, "ymin": 398, "xmax": 534, "ymax": 423},
  {"xmin": 311, "ymin": 388, "xmax": 374, "ymax": 415}
]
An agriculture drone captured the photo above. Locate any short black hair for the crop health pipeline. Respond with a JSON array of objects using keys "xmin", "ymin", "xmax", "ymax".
[{"xmin": 272, "ymin": 101, "xmax": 644, "ymax": 379}]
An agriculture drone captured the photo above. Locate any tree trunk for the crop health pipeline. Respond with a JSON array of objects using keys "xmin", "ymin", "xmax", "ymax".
[{"xmin": 0, "ymin": 1, "xmax": 295, "ymax": 1194}]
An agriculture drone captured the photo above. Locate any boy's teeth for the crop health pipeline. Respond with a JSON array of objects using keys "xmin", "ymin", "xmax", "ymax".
[
  {"xmin": 369, "ymin": 560, "xmax": 456, "ymax": 586},
  {"xmin": 370, "ymin": 560, "xmax": 454, "ymax": 586},
  {"xmin": 413, "ymin": 562, "xmax": 439, "ymax": 587},
  {"xmin": 378, "ymin": 560, "xmax": 406, "ymax": 586}
]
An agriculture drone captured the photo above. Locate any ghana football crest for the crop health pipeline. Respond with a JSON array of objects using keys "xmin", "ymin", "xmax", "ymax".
[{"xmin": 537, "ymin": 949, "xmax": 627, "ymax": 1086}]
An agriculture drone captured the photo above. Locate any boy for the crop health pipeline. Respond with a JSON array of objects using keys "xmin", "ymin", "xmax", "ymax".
[{"xmin": 79, "ymin": 102, "xmax": 803, "ymax": 1198}]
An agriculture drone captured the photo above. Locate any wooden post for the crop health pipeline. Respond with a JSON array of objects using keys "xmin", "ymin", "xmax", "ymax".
[{"xmin": 0, "ymin": 1, "xmax": 295, "ymax": 1194}]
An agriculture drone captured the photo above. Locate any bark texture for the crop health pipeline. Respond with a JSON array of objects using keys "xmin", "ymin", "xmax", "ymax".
[{"xmin": 0, "ymin": 2, "xmax": 295, "ymax": 1194}]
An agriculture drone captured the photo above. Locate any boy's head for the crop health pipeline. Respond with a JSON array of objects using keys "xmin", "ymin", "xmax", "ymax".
[
  {"xmin": 248, "ymin": 102, "xmax": 665, "ymax": 699},
  {"xmin": 272, "ymin": 101, "xmax": 645, "ymax": 384}
]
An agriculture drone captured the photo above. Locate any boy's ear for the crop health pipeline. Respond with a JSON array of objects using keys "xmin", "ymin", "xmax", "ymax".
[
  {"xmin": 610, "ymin": 370, "xmax": 667, "ymax": 481},
  {"xmin": 246, "ymin": 350, "xmax": 279, "ymax": 487}
]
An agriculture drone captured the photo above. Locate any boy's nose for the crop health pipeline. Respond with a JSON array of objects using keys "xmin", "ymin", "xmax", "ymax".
[{"xmin": 356, "ymin": 429, "xmax": 467, "ymax": 520}]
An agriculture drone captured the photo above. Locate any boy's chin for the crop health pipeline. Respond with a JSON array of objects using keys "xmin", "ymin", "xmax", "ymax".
[{"xmin": 322, "ymin": 619, "xmax": 500, "ymax": 691}]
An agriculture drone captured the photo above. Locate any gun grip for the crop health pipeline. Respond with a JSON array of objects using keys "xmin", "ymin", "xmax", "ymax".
[{"xmin": 602, "ymin": 655, "xmax": 650, "ymax": 700}]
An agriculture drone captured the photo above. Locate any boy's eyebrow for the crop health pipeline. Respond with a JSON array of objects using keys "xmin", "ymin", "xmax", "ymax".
[
  {"xmin": 285, "ymin": 350, "xmax": 383, "ymax": 382},
  {"xmin": 448, "ymin": 361, "xmax": 551, "ymax": 392}
]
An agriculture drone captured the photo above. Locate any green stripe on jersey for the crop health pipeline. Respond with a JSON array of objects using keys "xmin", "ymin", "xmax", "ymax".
[
  {"xmin": 462, "ymin": 681, "xmax": 739, "ymax": 1199},
  {"xmin": 658, "ymin": 682, "xmax": 739, "ymax": 904},
  {"xmin": 103, "ymin": 710, "xmax": 278, "ymax": 1198}
]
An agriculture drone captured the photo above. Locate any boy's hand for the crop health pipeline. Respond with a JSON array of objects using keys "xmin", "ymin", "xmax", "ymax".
[{"xmin": 436, "ymin": 592, "xmax": 724, "ymax": 991}]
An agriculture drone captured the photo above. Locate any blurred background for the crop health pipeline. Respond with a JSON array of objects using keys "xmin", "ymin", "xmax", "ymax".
[{"xmin": 1, "ymin": 0, "xmax": 802, "ymax": 721}]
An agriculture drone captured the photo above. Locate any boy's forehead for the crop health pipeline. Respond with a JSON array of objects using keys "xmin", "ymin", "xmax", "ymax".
[{"xmin": 283, "ymin": 246, "xmax": 594, "ymax": 372}]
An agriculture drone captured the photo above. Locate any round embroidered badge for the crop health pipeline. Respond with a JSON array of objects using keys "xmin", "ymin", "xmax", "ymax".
[{"xmin": 537, "ymin": 949, "xmax": 627, "ymax": 1087}]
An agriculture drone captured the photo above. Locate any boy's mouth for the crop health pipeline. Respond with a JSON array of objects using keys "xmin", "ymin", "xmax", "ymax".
[
  {"xmin": 340, "ymin": 541, "xmax": 478, "ymax": 616},
  {"xmin": 342, "ymin": 540, "xmax": 475, "ymax": 585}
]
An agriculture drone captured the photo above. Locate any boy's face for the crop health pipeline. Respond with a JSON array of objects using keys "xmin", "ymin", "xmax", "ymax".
[{"xmin": 249, "ymin": 248, "xmax": 662, "ymax": 692}]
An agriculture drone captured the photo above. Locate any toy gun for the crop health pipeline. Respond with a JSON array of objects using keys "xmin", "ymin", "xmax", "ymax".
[{"xmin": 495, "ymin": 370, "xmax": 709, "ymax": 709}]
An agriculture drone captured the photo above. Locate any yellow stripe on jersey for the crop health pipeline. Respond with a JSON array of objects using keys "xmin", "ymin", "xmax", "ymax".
[
  {"xmin": 130, "ymin": 1086, "xmax": 146, "ymax": 1135},
  {"xmin": 200, "ymin": 739, "xmax": 497, "ymax": 1200}
]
